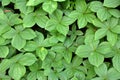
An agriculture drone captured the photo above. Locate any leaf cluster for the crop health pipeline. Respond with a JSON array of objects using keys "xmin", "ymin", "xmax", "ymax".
[{"xmin": 0, "ymin": 0, "xmax": 120, "ymax": 80}]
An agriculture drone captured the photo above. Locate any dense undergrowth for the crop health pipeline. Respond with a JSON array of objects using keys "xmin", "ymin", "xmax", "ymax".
[{"xmin": 0, "ymin": 0, "xmax": 120, "ymax": 80}]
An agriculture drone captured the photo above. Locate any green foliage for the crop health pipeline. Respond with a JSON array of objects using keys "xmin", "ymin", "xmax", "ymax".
[{"xmin": 0, "ymin": 0, "xmax": 120, "ymax": 80}]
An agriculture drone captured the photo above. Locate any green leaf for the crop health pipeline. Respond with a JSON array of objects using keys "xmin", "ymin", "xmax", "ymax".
[
  {"xmin": 2, "ymin": 0, "xmax": 10, "ymax": 6},
  {"xmin": 9, "ymin": 14, "xmax": 22, "ymax": 26},
  {"xmin": 24, "ymin": 41, "xmax": 38, "ymax": 51},
  {"xmin": 97, "ymin": 42, "xmax": 112, "ymax": 54},
  {"xmin": 85, "ymin": 13, "xmax": 96, "ymax": 23},
  {"xmin": 11, "ymin": 34, "xmax": 26, "ymax": 50},
  {"xmin": 10, "ymin": 54, "xmax": 23, "ymax": 63},
  {"xmin": 53, "ymin": 0, "xmax": 65, "ymax": 2},
  {"xmin": 71, "ymin": 76, "xmax": 78, "ymax": 80},
  {"xmin": 36, "ymin": 47, "xmax": 48, "ymax": 61},
  {"xmin": 26, "ymin": 0, "xmax": 44, "ymax": 6},
  {"xmin": 37, "ymin": 71, "xmax": 47, "ymax": 80},
  {"xmin": 111, "ymin": 25, "xmax": 120, "ymax": 34},
  {"xmin": 91, "ymin": 77, "xmax": 104, "ymax": 80},
  {"xmin": 42, "ymin": 1, "xmax": 57, "ymax": 14},
  {"xmin": 45, "ymin": 20, "xmax": 56, "ymax": 31},
  {"xmin": 15, "ymin": 0, "xmax": 34, "ymax": 14},
  {"xmin": 61, "ymin": 16, "xmax": 75, "ymax": 26},
  {"xmin": 88, "ymin": 52, "xmax": 104, "ymax": 67},
  {"xmin": 89, "ymin": 1, "xmax": 103, "ymax": 12},
  {"xmin": 95, "ymin": 28, "xmax": 107, "ymax": 40},
  {"xmin": 0, "ymin": 36, "xmax": 5, "ymax": 45},
  {"xmin": 94, "ymin": 63, "xmax": 107, "ymax": 77},
  {"xmin": 56, "ymin": 24, "xmax": 69, "ymax": 36},
  {"xmin": 78, "ymin": 15, "xmax": 87, "ymax": 28},
  {"xmin": 109, "ymin": 9, "xmax": 120, "ymax": 18},
  {"xmin": 20, "ymin": 29, "xmax": 36, "ymax": 40},
  {"xmin": 29, "ymin": 61, "xmax": 40, "ymax": 71},
  {"xmin": 103, "ymin": 0, "xmax": 120, "ymax": 8},
  {"xmin": 35, "ymin": 15, "xmax": 49, "ymax": 28},
  {"xmin": 34, "ymin": 31, "xmax": 44, "ymax": 45},
  {"xmin": 92, "ymin": 19, "xmax": 105, "ymax": 28},
  {"xmin": 112, "ymin": 54, "xmax": 120, "ymax": 72},
  {"xmin": 107, "ymin": 68, "xmax": 120, "ymax": 80},
  {"xmin": 107, "ymin": 31, "xmax": 117, "ymax": 46},
  {"xmin": 27, "ymin": 72, "xmax": 37, "ymax": 80},
  {"xmin": 97, "ymin": 8, "xmax": 111, "ymax": 21},
  {"xmin": 2, "ymin": 28, "xmax": 16, "ymax": 39},
  {"xmin": 9, "ymin": 63, "xmax": 26, "ymax": 80},
  {"xmin": 49, "ymin": 9, "xmax": 63, "ymax": 21},
  {"xmin": 18, "ymin": 53, "xmax": 37, "ymax": 66},
  {"xmin": 0, "ymin": 59, "xmax": 12, "ymax": 73},
  {"xmin": 23, "ymin": 13, "xmax": 35, "ymax": 27},
  {"xmin": 75, "ymin": 0, "xmax": 87, "ymax": 12},
  {"xmin": 63, "ymin": 50, "xmax": 72, "ymax": 63},
  {"xmin": 0, "ymin": 46, "xmax": 9, "ymax": 58},
  {"xmin": 75, "ymin": 45, "xmax": 92, "ymax": 58}
]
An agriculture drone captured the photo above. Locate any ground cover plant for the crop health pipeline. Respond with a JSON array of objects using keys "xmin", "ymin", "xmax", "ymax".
[{"xmin": 0, "ymin": 0, "xmax": 120, "ymax": 80}]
